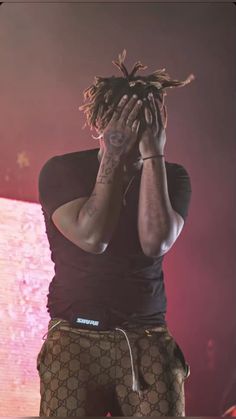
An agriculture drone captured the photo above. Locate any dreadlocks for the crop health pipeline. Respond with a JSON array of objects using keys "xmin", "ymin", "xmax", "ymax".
[{"xmin": 78, "ymin": 49, "xmax": 195, "ymax": 139}]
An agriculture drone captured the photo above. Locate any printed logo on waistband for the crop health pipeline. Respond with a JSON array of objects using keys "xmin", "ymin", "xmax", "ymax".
[{"xmin": 75, "ymin": 317, "xmax": 100, "ymax": 327}]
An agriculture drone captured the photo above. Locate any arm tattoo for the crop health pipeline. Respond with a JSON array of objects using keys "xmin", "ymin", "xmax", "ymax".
[{"xmin": 96, "ymin": 149, "xmax": 123, "ymax": 185}]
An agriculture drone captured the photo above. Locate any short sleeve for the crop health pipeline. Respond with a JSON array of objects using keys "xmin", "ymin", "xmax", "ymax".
[
  {"xmin": 167, "ymin": 163, "xmax": 192, "ymax": 221},
  {"xmin": 38, "ymin": 156, "xmax": 92, "ymax": 219}
]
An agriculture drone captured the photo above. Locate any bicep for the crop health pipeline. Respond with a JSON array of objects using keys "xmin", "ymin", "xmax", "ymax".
[
  {"xmin": 52, "ymin": 197, "xmax": 106, "ymax": 254},
  {"xmin": 51, "ymin": 196, "xmax": 89, "ymax": 244},
  {"xmin": 38, "ymin": 156, "xmax": 103, "ymax": 253}
]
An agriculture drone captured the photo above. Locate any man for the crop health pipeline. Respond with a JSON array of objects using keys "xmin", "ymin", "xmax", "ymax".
[{"xmin": 37, "ymin": 49, "xmax": 193, "ymax": 416}]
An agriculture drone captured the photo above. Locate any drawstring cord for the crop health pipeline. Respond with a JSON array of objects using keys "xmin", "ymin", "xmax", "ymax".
[
  {"xmin": 115, "ymin": 327, "xmax": 141, "ymax": 393},
  {"xmin": 41, "ymin": 319, "xmax": 63, "ymax": 341},
  {"xmin": 122, "ymin": 175, "xmax": 135, "ymax": 206},
  {"xmin": 42, "ymin": 319, "xmax": 149, "ymax": 394}
]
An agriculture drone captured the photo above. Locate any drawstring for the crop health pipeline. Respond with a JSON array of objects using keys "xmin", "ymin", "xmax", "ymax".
[
  {"xmin": 115, "ymin": 327, "xmax": 141, "ymax": 393},
  {"xmin": 122, "ymin": 175, "xmax": 135, "ymax": 206},
  {"xmin": 41, "ymin": 319, "xmax": 63, "ymax": 341},
  {"xmin": 42, "ymin": 319, "xmax": 161, "ymax": 393}
]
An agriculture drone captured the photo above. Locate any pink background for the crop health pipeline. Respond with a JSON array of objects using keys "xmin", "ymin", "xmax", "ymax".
[{"xmin": 0, "ymin": 3, "xmax": 235, "ymax": 416}]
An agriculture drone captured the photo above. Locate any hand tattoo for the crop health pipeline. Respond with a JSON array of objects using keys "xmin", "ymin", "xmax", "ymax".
[
  {"xmin": 108, "ymin": 131, "xmax": 126, "ymax": 147},
  {"xmin": 104, "ymin": 130, "xmax": 128, "ymax": 154}
]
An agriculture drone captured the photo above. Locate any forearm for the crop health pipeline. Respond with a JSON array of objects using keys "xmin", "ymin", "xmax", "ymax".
[
  {"xmin": 77, "ymin": 150, "xmax": 125, "ymax": 247},
  {"xmin": 138, "ymin": 157, "xmax": 177, "ymax": 255}
]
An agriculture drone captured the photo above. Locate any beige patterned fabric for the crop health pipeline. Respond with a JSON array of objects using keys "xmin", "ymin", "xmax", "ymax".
[{"xmin": 37, "ymin": 318, "xmax": 190, "ymax": 416}]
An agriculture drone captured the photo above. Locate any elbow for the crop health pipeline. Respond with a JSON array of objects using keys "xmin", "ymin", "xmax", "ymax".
[
  {"xmin": 81, "ymin": 237, "xmax": 108, "ymax": 254},
  {"xmin": 141, "ymin": 240, "xmax": 170, "ymax": 258},
  {"xmin": 140, "ymin": 217, "xmax": 183, "ymax": 258},
  {"xmin": 90, "ymin": 242, "xmax": 108, "ymax": 254}
]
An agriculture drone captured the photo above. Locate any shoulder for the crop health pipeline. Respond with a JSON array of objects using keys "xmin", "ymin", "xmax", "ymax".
[
  {"xmin": 39, "ymin": 148, "xmax": 99, "ymax": 177},
  {"xmin": 56, "ymin": 147, "xmax": 99, "ymax": 161}
]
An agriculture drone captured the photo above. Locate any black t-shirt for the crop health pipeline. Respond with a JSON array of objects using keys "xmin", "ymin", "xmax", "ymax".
[{"xmin": 38, "ymin": 147, "xmax": 192, "ymax": 329}]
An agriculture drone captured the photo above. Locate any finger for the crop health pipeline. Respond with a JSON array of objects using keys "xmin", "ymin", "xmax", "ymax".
[
  {"xmin": 131, "ymin": 119, "xmax": 140, "ymax": 134},
  {"xmin": 109, "ymin": 94, "xmax": 129, "ymax": 123},
  {"xmin": 158, "ymin": 104, "xmax": 166, "ymax": 130},
  {"xmin": 120, "ymin": 94, "xmax": 139, "ymax": 121},
  {"xmin": 126, "ymin": 99, "xmax": 143, "ymax": 127},
  {"xmin": 148, "ymin": 92, "xmax": 160, "ymax": 130},
  {"xmin": 148, "ymin": 92, "xmax": 163, "ymax": 131},
  {"xmin": 155, "ymin": 96, "xmax": 163, "ymax": 111},
  {"xmin": 144, "ymin": 106, "xmax": 152, "ymax": 125},
  {"xmin": 163, "ymin": 105, "xmax": 168, "ymax": 129}
]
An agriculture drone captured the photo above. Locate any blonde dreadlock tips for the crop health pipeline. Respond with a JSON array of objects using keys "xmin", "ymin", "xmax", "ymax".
[{"xmin": 78, "ymin": 49, "xmax": 195, "ymax": 135}]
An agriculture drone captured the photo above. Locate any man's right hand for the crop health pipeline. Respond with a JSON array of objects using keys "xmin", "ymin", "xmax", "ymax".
[{"xmin": 102, "ymin": 94, "xmax": 143, "ymax": 159}]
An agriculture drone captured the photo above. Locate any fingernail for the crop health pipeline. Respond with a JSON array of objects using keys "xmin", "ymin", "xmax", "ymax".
[
  {"xmin": 123, "ymin": 94, "xmax": 128, "ymax": 99},
  {"xmin": 137, "ymin": 100, "xmax": 142, "ymax": 105},
  {"xmin": 133, "ymin": 94, "xmax": 138, "ymax": 99}
]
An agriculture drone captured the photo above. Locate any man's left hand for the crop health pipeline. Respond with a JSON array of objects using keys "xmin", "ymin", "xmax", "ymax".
[{"xmin": 139, "ymin": 92, "xmax": 167, "ymax": 158}]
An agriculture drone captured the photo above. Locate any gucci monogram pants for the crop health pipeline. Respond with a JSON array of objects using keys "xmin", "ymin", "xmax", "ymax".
[{"xmin": 36, "ymin": 318, "xmax": 190, "ymax": 416}]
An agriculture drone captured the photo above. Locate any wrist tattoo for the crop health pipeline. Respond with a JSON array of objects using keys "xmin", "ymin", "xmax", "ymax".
[{"xmin": 96, "ymin": 151, "xmax": 122, "ymax": 185}]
